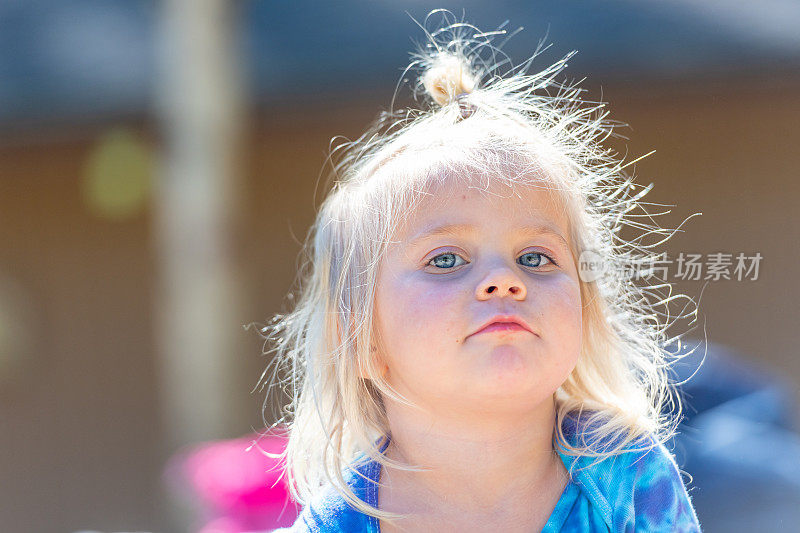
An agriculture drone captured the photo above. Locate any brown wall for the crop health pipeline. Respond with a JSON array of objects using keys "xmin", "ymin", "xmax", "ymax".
[
  {"xmin": 607, "ymin": 77, "xmax": 799, "ymax": 376},
  {"xmin": 1, "ymin": 75, "xmax": 798, "ymax": 531}
]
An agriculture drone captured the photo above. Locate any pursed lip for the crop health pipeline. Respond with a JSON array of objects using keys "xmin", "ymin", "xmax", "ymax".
[{"xmin": 470, "ymin": 314, "xmax": 536, "ymax": 338}]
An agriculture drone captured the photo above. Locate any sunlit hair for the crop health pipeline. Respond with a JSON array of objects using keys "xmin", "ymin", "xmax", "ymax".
[{"xmin": 256, "ymin": 9, "xmax": 701, "ymax": 524}]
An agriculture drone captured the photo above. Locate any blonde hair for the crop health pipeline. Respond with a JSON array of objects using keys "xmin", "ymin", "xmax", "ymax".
[{"xmin": 256, "ymin": 9, "xmax": 701, "ymax": 524}]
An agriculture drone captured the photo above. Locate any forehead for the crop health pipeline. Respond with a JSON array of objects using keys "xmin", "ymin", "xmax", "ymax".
[{"xmin": 394, "ymin": 175, "xmax": 570, "ymax": 241}]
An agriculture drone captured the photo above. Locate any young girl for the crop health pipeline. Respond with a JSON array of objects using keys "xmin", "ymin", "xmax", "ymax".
[{"xmin": 263, "ymin": 10, "xmax": 702, "ymax": 532}]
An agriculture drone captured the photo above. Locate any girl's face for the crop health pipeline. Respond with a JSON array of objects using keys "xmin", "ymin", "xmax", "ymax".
[{"xmin": 373, "ymin": 178, "xmax": 582, "ymax": 420}]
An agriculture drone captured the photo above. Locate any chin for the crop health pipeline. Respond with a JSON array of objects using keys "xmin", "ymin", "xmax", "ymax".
[
  {"xmin": 480, "ymin": 343, "xmax": 538, "ymax": 374},
  {"xmin": 472, "ymin": 345, "xmax": 551, "ymax": 383}
]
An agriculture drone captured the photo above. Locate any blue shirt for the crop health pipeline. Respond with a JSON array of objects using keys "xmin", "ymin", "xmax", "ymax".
[{"xmin": 275, "ymin": 414, "xmax": 702, "ymax": 532}]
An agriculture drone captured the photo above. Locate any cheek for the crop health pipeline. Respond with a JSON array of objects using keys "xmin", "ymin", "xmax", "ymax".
[
  {"xmin": 381, "ymin": 274, "xmax": 461, "ymax": 335},
  {"xmin": 538, "ymin": 276, "xmax": 583, "ymax": 344},
  {"xmin": 375, "ymin": 272, "xmax": 464, "ymax": 361}
]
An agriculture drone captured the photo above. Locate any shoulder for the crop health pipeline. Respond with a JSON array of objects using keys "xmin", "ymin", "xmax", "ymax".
[
  {"xmin": 272, "ymin": 484, "xmax": 362, "ymax": 533},
  {"xmin": 274, "ymin": 457, "xmax": 381, "ymax": 533},
  {"xmin": 558, "ymin": 414, "xmax": 702, "ymax": 532},
  {"xmin": 622, "ymin": 435, "xmax": 701, "ymax": 532}
]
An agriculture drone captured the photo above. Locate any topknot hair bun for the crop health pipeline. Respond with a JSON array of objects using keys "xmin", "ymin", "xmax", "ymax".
[{"xmin": 421, "ymin": 52, "xmax": 477, "ymax": 107}]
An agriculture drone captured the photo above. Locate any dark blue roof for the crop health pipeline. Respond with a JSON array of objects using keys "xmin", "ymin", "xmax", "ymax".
[{"xmin": 2, "ymin": 0, "xmax": 799, "ymax": 123}]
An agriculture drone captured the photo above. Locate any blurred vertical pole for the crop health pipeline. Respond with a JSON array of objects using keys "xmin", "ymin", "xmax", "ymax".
[{"xmin": 154, "ymin": 0, "xmax": 246, "ymax": 459}]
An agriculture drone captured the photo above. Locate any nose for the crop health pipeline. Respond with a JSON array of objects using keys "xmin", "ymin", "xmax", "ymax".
[{"xmin": 475, "ymin": 266, "xmax": 527, "ymax": 301}]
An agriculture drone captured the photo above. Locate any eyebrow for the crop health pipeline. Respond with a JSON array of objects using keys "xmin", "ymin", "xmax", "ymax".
[{"xmin": 407, "ymin": 222, "xmax": 570, "ymax": 249}]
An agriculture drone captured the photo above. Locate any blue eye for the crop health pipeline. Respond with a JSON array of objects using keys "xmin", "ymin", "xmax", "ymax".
[
  {"xmin": 428, "ymin": 252, "xmax": 467, "ymax": 269},
  {"xmin": 518, "ymin": 252, "xmax": 555, "ymax": 268},
  {"xmin": 427, "ymin": 251, "xmax": 557, "ymax": 270}
]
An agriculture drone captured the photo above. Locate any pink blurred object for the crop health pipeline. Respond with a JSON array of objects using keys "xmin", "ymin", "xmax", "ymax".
[{"xmin": 164, "ymin": 426, "xmax": 300, "ymax": 533}]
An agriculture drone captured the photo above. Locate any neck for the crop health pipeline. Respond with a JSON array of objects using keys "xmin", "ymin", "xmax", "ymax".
[{"xmin": 380, "ymin": 397, "xmax": 565, "ymax": 517}]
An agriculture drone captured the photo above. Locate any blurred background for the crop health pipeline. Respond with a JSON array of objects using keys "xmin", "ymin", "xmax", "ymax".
[{"xmin": 1, "ymin": 1, "xmax": 799, "ymax": 532}]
